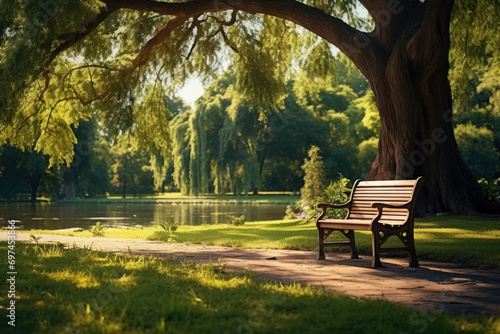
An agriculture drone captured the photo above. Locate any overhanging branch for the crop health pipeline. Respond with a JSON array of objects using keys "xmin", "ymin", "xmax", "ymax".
[
  {"xmin": 43, "ymin": 0, "xmax": 374, "ymax": 101},
  {"xmin": 114, "ymin": 0, "xmax": 372, "ymax": 70},
  {"xmin": 47, "ymin": 3, "xmax": 120, "ymax": 66}
]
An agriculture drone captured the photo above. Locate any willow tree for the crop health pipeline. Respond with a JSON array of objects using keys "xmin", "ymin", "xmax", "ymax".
[
  {"xmin": 1, "ymin": 0, "xmax": 499, "ymax": 213},
  {"xmin": 171, "ymin": 70, "xmax": 272, "ymax": 196}
]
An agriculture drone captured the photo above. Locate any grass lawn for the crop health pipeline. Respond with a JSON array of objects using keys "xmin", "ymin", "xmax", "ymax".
[
  {"xmin": 27, "ymin": 214, "xmax": 500, "ymax": 269},
  {"xmin": 0, "ymin": 242, "xmax": 498, "ymax": 333}
]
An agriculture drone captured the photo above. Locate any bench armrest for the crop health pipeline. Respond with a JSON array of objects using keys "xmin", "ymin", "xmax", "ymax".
[
  {"xmin": 371, "ymin": 202, "xmax": 411, "ymax": 210},
  {"xmin": 316, "ymin": 202, "xmax": 351, "ymax": 222},
  {"xmin": 318, "ymin": 202, "xmax": 350, "ymax": 210}
]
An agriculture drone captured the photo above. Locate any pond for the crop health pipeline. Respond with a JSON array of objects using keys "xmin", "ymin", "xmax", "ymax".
[{"xmin": 0, "ymin": 202, "xmax": 288, "ymax": 230}]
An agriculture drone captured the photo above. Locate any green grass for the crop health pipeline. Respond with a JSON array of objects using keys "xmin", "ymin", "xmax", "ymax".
[
  {"xmin": 55, "ymin": 192, "xmax": 299, "ymax": 205},
  {"xmin": 1, "ymin": 242, "xmax": 498, "ymax": 334},
  {"xmin": 27, "ymin": 215, "xmax": 500, "ymax": 269}
]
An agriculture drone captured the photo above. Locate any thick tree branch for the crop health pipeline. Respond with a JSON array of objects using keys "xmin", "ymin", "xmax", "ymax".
[
  {"xmin": 114, "ymin": 0, "xmax": 371, "ymax": 71},
  {"xmin": 41, "ymin": 0, "xmax": 376, "ymax": 105},
  {"xmin": 131, "ymin": 15, "xmax": 190, "ymax": 69},
  {"xmin": 42, "ymin": 0, "xmax": 374, "ymax": 81},
  {"xmin": 47, "ymin": 3, "xmax": 120, "ymax": 66}
]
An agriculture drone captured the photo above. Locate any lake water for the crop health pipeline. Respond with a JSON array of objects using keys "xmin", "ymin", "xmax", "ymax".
[{"xmin": 0, "ymin": 203, "xmax": 288, "ymax": 230}]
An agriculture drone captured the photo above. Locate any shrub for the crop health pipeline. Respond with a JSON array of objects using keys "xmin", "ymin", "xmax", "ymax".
[
  {"xmin": 90, "ymin": 221, "xmax": 105, "ymax": 237},
  {"xmin": 299, "ymin": 145, "xmax": 326, "ymax": 208},
  {"xmin": 298, "ymin": 175, "xmax": 351, "ymax": 221},
  {"xmin": 479, "ymin": 178, "xmax": 500, "ymax": 201},
  {"xmin": 283, "ymin": 205, "xmax": 297, "ymax": 220},
  {"xmin": 159, "ymin": 221, "xmax": 178, "ymax": 233},
  {"xmin": 228, "ymin": 215, "xmax": 245, "ymax": 226}
]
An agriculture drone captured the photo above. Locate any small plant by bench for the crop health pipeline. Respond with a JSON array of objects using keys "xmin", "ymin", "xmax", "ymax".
[{"xmin": 316, "ymin": 177, "xmax": 425, "ymax": 268}]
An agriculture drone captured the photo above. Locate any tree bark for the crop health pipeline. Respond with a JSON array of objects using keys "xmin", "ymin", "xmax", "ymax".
[
  {"xmin": 61, "ymin": 169, "xmax": 77, "ymax": 200},
  {"xmin": 361, "ymin": 0, "xmax": 500, "ymax": 214}
]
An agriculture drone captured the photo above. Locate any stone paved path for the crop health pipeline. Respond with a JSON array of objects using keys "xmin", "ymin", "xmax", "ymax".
[{"xmin": 2, "ymin": 232, "xmax": 499, "ymax": 316}]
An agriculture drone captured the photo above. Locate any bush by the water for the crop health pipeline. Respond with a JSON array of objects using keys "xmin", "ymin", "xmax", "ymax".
[
  {"xmin": 159, "ymin": 220, "xmax": 178, "ymax": 232},
  {"xmin": 228, "ymin": 215, "xmax": 245, "ymax": 226},
  {"xmin": 90, "ymin": 221, "xmax": 105, "ymax": 237}
]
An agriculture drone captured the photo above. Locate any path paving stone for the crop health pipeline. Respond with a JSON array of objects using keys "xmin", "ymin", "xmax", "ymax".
[{"xmin": 1, "ymin": 232, "xmax": 499, "ymax": 316}]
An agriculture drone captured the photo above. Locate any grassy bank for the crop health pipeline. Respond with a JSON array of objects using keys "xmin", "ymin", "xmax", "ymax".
[
  {"xmin": 54, "ymin": 192, "xmax": 299, "ymax": 205},
  {"xmin": 27, "ymin": 215, "xmax": 500, "ymax": 269},
  {"xmin": 0, "ymin": 242, "xmax": 497, "ymax": 333}
]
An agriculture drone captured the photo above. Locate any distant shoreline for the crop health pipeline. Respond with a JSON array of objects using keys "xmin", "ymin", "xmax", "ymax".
[{"xmin": 1, "ymin": 193, "xmax": 299, "ymax": 205}]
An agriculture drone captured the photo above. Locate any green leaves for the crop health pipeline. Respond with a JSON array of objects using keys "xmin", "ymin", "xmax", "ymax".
[{"xmin": 300, "ymin": 145, "xmax": 326, "ymax": 208}]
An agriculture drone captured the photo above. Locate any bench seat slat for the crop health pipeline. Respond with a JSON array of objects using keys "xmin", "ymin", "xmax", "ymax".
[
  {"xmin": 318, "ymin": 218, "xmax": 407, "ymax": 226},
  {"xmin": 317, "ymin": 219, "xmax": 372, "ymax": 231}
]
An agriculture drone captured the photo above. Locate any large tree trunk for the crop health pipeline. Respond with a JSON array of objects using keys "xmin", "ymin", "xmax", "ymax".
[
  {"xmin": 61, "ymin": 169, "xmax": 76, "ymax": 200},
  {"xmin": 359, "ymin": 0, "xmax": 500, "ymax": 214}
]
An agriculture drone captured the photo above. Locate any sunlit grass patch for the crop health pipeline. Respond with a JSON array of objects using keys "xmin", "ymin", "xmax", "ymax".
[
  {"xmin": 26, "ymin": 214, "xmax": 500, "ymax": 268},
  {"xmin": 0, "ymin": 242, "xmax": 497, "ymax": 333}
]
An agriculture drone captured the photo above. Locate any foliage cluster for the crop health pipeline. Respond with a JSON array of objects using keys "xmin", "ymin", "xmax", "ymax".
[
  {"xmin": 227, "ymin": 215, "xmax": 245, "ymax": 226},
  {"xmin": 159, "ymin": 220, "xmax": 179, "ymax": 233},
  {"xmin": 89, "ymin": 221, "xmax": 105, "ymax": 237},
  {"xmin": 299, "ymin": 145, "xmax": 326, "ymax": 208},
  {"xmin": 283, "ymin": 205, "xmax": 297, "ymax": 220},
  {"xmin": 316, "ymin": 176, "xmax": 351, "ymax": 219},
  {"xmin": 1, "ymin": 57, "xmax": 500, "ymax": 202}
]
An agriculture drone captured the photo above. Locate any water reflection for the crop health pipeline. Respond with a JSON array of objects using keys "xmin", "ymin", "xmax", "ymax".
[{"xmin": 0, "ymin": 202, "xmax": 287, "ymax": 230}]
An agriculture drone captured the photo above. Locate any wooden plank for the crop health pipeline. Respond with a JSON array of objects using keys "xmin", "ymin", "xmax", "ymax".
[
  {"xmin": 353, "ymin": 191, "xmax": 411, "ymax": 199},
  {"xmin": 354, "ymin": 189, "xmax": 413, "ymax": 196},
  {"xmin": 320, "ymin": 223, "xmax": 372, "ymax": 231},
  {"xmin": 353, "ymin": 197, "xmax": 411, "ymax": 202},
  {"xmin": 349, "ymin": 207, "xmax": 377, "ymax": 212},
  {"xmin": 352, "ymin": 197, "xmax": 410, "ymax": 202},
  {"xmin": 357, "ymin": 180, "xmax": 417, "ymax": 187},
  {"xmin": 349, "ymin": 213, "xmax": 407, "ymax": 219},
  {"xmin": 378, "ymin": 221, "xmax": 406, "ymax": 226},
  {"xmin": 355, "ymin": 188, "xmax": 414, "ymax": 193},
  {"xmin": 349, "ymin": 213, "xmax": 407, "ymax": 221},
  {"xmin": 351, "ymin": 205, "xmax": 408, "ymax": 213}
]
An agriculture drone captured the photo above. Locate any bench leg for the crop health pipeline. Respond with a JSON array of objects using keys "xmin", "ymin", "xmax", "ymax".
[
  {"xmin": 346, "ymin": 230, "xmax": 359, "ymax": 259},
  {"xmin": 317, "ymin": 228, "xmax": 325, "ymax": 260},
  {"xmin": 371, "ymin": 231, "xmax": 382, "ymax": 268},
  {"xmin": 408, "ymin": 232, "xmax": 419, "ymax": 267}
]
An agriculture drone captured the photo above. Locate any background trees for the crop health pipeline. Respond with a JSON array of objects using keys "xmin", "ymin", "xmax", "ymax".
[
  {"xmin": 1, "ymin": 60, "xmax": 499, "ymax": 200},
  {"xmin": 1, "ymin": 0, "xmax": 499, "ymax": 208},
  {"xmin": 299, "ymin": 146, "xmax": 326, "ymax": 208}
]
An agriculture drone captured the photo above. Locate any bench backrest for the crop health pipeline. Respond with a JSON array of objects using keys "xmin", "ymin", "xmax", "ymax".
[{"xmin": 347, "ymin": 178, "xmax": 424, "ymax": 226}]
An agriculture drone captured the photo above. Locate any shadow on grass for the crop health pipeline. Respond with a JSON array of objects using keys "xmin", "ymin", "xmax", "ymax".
[{"xmin": 0, "ymin": 242, "xmax": 492, "ymax": 334}]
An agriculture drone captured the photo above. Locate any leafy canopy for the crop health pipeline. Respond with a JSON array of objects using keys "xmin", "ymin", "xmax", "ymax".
[{"xmin": 0, "ymin": 0, "xmax": 498, "ymax": 167}]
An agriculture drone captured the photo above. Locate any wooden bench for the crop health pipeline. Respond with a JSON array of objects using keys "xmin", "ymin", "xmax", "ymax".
[{"xmin": 316, "ymin": 177, "xmax": 425, "ymax": 268}]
